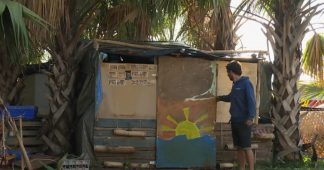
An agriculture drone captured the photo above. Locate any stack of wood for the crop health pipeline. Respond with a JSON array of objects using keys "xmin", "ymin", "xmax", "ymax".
[
  {"xmin": 5, "ymin": 120, "xmax": 43, "ymax": 154},
  {"xmin": 93, "ymin": 119, "xmax": 156, "ymax": 169}
]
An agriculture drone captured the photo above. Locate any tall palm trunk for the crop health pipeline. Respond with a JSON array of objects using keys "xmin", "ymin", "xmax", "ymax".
[
  {"xmin": 213, "ymin": 0, "xmax": 235, "ymax": 50},
  {"xmin": 263, "ymin": 1, "xmax": 317, "ymax": 160},
  {"xmin": 41, "ymin": 29, "xmax": 93, "ymax": 155}
]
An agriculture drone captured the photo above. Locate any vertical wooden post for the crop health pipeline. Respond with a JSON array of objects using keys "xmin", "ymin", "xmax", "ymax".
[{"xmin": 20, "ymin": 117, "xmax": 25, "ymax": 169}]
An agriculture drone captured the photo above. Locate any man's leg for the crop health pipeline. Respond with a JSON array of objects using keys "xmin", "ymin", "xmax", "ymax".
[
  {"xmin": 237, "ymin": 149, "xmax": 246, "ymax": 170},
  {"xmin": 245, "ymin": 149, "xmax": 254, "ymax": 170}
]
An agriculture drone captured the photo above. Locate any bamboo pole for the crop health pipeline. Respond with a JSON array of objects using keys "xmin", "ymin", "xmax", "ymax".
[
  {"xmin": 20, "ymin": 117, "xmax": 25, "ymax": 169},
  {"xmin": 0, "ymin": 97, "xmax": 33, "ymax": 170}
]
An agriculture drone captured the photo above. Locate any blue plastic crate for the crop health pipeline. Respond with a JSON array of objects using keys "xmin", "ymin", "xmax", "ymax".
[{"xmin": 0, "ymin": 106, "xmax": 37, "ymax": 120}]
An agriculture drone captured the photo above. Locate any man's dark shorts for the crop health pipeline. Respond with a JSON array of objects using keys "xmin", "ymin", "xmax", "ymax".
[{"xmin": 231, "ymin": 121, "xmax": 251, "ymax": 149}]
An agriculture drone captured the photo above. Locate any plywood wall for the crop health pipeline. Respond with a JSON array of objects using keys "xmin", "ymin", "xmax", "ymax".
[
  {"xmin": 97, "ymin": 63, "xmax": 157, "ymax": 119},
  {"xmin": 216, "ymin": 61, "xmax": 258, "ymax": 122},
  {"xmin": 156, "ymin": 57, "xmax": 217, "ymax": 168}
]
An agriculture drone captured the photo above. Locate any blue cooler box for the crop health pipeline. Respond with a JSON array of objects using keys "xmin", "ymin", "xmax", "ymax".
[{"xmin": 1, "ymin": 106, "xmax": 37, "ymax": 120}]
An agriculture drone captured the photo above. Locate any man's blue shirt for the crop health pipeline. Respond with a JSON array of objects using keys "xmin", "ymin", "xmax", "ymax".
[{"xmin": 218, "ymin": 76, "xmax": 256, "ymax": 122}]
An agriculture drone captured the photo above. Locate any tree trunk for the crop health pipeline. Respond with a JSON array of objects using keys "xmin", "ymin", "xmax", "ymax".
[
  {"xmin": 42, "ymin": 38, "xmax": 92, "ymax": 155},
  {"xmin": 264, "ymin": 1, "xmax": 317, "ymax": 161},
  {"xmin": 42, "ymin": 62, "xmax": 77, "ymax": 155}
]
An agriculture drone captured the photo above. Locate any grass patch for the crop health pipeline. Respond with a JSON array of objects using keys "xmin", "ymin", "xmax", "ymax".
[{"xmin": 255, "ymin": 160, "xmax": 324, "ymax": 170}]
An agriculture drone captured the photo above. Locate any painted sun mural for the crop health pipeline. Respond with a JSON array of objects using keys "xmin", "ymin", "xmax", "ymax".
[
  {"xmin": 156, "ymin": 100, "xmax": 216, "ymax": 168},
  {"xmin": 162, "ymin": 107, "xmax": 213, "ymax": 140}
]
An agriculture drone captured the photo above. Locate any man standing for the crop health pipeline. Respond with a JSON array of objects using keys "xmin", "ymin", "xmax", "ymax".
[{"xmin": 217, "ymin": 60, "xmax": 256, "ymax": 170}]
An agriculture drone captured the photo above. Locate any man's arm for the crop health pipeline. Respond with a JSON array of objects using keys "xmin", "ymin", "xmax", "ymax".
[
  {"xmin": 217, "ymin": 93, "xmax": 231, "ymax": 102},
  {"xmin": 245, "ymin": 81, "xmax": 256, "ymax": 120}
]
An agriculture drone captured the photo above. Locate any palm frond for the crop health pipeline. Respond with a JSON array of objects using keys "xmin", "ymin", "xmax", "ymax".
[
  {"xmin": 0, "ymin": 0, "xmax": 47, "ymax": 63},
  {"xmin": 300, "ymin": 81, "xmax": 324, "ymax": 104},
  {"xmin": 302, "ymin": 33, "xmax": 324, "ymax": 81}
]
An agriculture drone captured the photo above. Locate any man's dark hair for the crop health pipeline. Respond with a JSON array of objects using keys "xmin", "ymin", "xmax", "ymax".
[{"xmin": 226, "ymin": 60, "xmax": 242, "ymax": 76}]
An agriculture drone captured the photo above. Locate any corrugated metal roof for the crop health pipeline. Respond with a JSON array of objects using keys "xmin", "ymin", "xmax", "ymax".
[{"xmin": 94, "ymin": 39, "xmax": 266, "ymax": 62}]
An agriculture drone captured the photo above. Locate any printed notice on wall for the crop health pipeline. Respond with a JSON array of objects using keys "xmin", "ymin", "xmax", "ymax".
[{"xmin": 108, "ymin": 63, "xmax": 157, "ymax": 86}]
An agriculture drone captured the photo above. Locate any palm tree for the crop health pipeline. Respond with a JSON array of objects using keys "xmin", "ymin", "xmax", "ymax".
[
  {"xmin": 18, "ymin": 0, "xmax": 102, "ymax": 155},
  {"xmin": 87, "ymin": 0, "xmax": 241, "ymax": 51},
  {"xmin": 83, "ymin": 0, "xmax": 182, "ymax": 41},
  {"xmin": 0, "ymin": 0, "xmax": 46, "ymax": 104},
  {"xmin": 241, "ymin": 0, "xmax": 321, "ymax": 160}
]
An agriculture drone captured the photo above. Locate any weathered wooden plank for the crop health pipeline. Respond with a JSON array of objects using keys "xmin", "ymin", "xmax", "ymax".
[
  {"xmin": 103, "ymin": 161, "xmax": 150, "ymax": 169},
  {"xmin": 8, "ymin": 130, "xmax": 40, "ymax": 137},
  {"xmin": 97, "ymin": 156, "xmax": 155, "ymax": 162},
  {"xmin": 94, "ymin": 128, "xmax": 156, "ymax": 137},
  {"xmin": 215, "ymin": 131, "xmax": 232, "ymax": 136},
  {"xmin": 95, "ymin": 119, "xmax": 118, "ymax": 128},
  {"xmin": 7, "ymin": 137, "xmax": 43, "ymax": 146},
  {"xmin": 216, "ymin": 151, "xmax": 236, "ymax": 161},
  {"xmin": 255, "ymin": 141, "xmax": 273, "ymax": 148},
  {"xmin": 95, "ymin": 119, "xmax": 156, "ymax": 128},
  {"xmin": 14, "ymin": 121, "xmax": 41, "ymax": 128},
  {"xmin": 224, "ymin": 143, "xmax": 258, "ymax": 150},
  {"xmin": 255, "ymin": 150, "xmax": 273, "ymax": 161},
  {"xmin": 114, "ymin": 129, "xmax": 146, "ymax": 137},
  {"xmin": 94, "ymin": 145, "xmax": 136, "ymax": 153},
  {"xmin": 96, "ymin": 150, "xmax": 155, "ymax": 160},
  {"xmin": 140, "ymin": 120, "xmax": 156, "ymax": 128},
  {"xmin": 214, "ymin": 123, "xmax": 231, "ymax": 130},
  {"xmin": 117, "ymin": 119, "xmax": 141, "ymax": 128},
  {"xmin": 94, "ymin": 137, "xmax": 156, "ymax": 148},
  {"xmin": 215, "ymin": 136, "xmax": 233, "ymax": 142}
]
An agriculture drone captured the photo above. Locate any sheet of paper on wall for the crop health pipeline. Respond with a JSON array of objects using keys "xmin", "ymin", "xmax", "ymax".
[{"xmin": 107, "ymin": 63, "xmax": 157, "ymax": 86}]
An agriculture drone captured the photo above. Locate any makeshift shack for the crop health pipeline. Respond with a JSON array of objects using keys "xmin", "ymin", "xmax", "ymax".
[
  {"xmin": 12, "ymin": 40, "xmax": 273, "ymax": 169},
  {"xmin": 92, "ymin": 40, "xmax": 273, "ymax": 169}
]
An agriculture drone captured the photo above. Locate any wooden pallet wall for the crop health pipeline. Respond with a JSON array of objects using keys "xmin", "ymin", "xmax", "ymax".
[{"xmin": 94, "ymin": 119, "xmax": 156, "ymax": 168}]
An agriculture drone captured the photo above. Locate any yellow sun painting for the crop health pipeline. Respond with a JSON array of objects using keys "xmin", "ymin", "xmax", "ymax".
[{"xmin": 162, "ymin": 107, "xmax": 214, "ymax": 140}]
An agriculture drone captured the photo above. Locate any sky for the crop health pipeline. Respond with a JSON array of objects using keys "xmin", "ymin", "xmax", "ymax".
[
  {"xmin": 231, "ymin": 0, "xmax": 324, "ymax": 81},
  {"xmin": 232, "ymin": 0, "xmax": 324, "ymax": 51}
]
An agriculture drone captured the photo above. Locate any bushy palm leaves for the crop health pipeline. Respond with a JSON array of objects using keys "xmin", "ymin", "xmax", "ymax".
[
  {"xmin": 300, "ymin": 33, "xmax": 324, "ymax": 107},
  {"xmin": 0, "ymin": 0, "xmax": 46, "ymax": 62},
  {"xmin": 86, "ymin": 0, "xmax": 240, "ymax": 50},
  {"xmin": 300, "ymin": 81, "xmax": 324, "ymax": 104},
  {"xmin": 0, "ymin": 0, "xmax": 46, "ymax": 104},
  {"xmin": 302, "ymin": 33, "xmax": 324, "ymax": 81}
]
